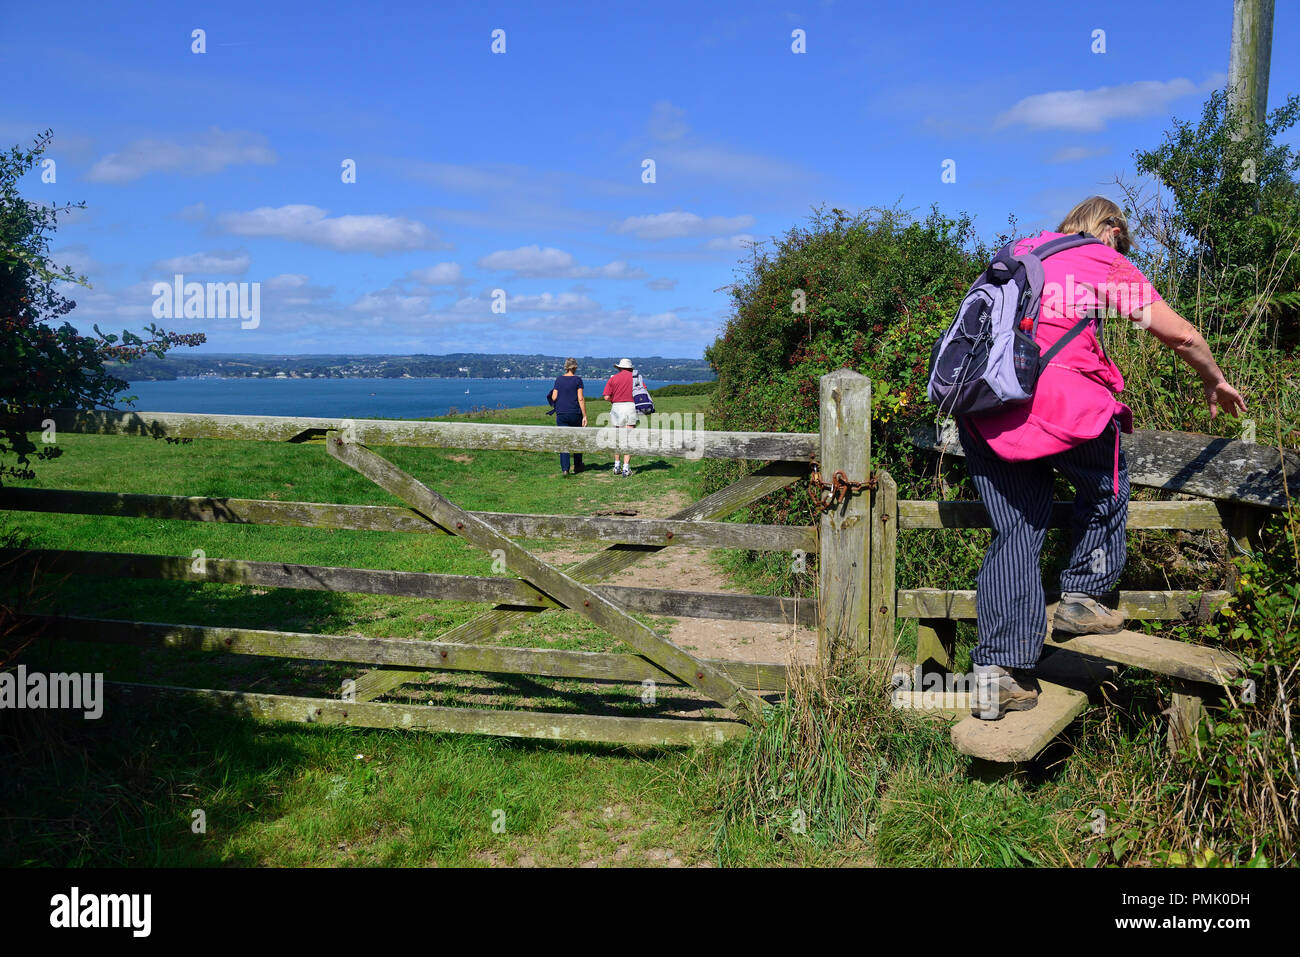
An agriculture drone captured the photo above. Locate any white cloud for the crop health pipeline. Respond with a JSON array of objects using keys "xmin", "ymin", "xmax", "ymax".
[
  {"xmin": 154, "ymin": 250, "xmax": 250, "ymax": 274},
  {"xmin": 262, "ymin": 273, "xmax": 334, "ymax": 304},
  {"xmin": 87, "ymin": 128, "xmax": 276, "ymax": 183},
  {"xmin": 649, "ymin": 100, "xmax": 689, "ymax": 142},
  {"xmin": 507, "ymin": 292, "xmax": 600, "ymax": 312},
  {"xmin": 614, "ymin": 211, "xmax": 754, "ymax": 240},
  {"xmin": 705, "ymin": 233, "xmax": 756, "ymax": 250},
  {"xmin": 216, "ymin": 204, "xmax": 443, "ymax": 253},
  {"xmin": 641, "ymin": 101, "xmax": 810, "ymax": 186},
  {"xmin": 478, "ymin": 245, "xmax": 575, "ymax": 274},
  {"xmin": 663, "ymin": 143, "xmax": 804, "ymax": 184},
  {"xmin": 513, "ymin": 308, "xmax": 706, "ymax": 344},
  {"xmin": 409, "ymin": 262, "xmax": 462, "ymax": 284},
  {"xmin": 350, "ymin": 290, "xmax": 430, "ymax": 315},
  {"xmin": 996, "ymin": 75, "xmax": 1224, "ymax": 132},
  {"xmin": 398, "ymin": 161, "xmax": 528, "ymax": 192},
  {"xmin": 476, "ymin": 245, "xmax": 647, "ymax": 279},
  {"xmin": 1046, "ymin": 145, "xmax": 1111, "ymax": 164},
  {"xmin": 177, "ymin": 202, "xmax": 208, "ymax": 222},
  {"xmin": 646, "ymin": 277, "xmax": 678, "ymax": 291},
  {"xmin": 263, "ymin": 273, "xmax": 310, "ymax": 291},
  {"xmin": 51, "ymin": 245, "xmax": 102, "ymax": 278}
]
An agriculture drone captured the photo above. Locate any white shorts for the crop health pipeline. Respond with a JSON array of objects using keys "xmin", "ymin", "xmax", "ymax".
[{"xmin": 609, "ymin": 402, "xmax": 638, "ymax": 428}]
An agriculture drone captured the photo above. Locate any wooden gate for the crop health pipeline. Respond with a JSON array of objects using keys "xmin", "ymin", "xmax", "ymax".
[{"xmin": 5, "ymin": 375, "xmax": 857, "ymax": 746}]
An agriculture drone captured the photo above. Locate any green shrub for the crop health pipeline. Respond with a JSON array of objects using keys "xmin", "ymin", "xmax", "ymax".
[{"xmin": 700, "ymin": 205, "xmax": 994, "ymax": 598}]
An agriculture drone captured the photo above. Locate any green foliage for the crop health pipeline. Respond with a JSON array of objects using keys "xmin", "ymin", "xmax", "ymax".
[
  {"xmin": 0, "ymin": 130, "xmax": 204, "ymax": 484},
  {"xmin": 700, "ymin": 205, "xmax": 992, "ymax": 596},
  {"xmin": 1176, "ymin": 518, "xmax": 1298, "ymax": 865},
  {"xmin": 1130, "ymin": 88, "xmax": 1300, "ymax": 338},
  {"xmin": 709, "ymin": 667, "xmax": 953, "ymax": 860},
  {"xmin": 1109, "ymin": 89, "xmax": 1300, "ymax": 449}
]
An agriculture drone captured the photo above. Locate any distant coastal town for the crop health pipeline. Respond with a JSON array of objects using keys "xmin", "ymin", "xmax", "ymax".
[{"xmin": 116, "ymin": 352, "xmax": 717, "ymax": 383}]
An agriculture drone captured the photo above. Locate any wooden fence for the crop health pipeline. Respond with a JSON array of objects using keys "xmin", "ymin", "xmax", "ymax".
[{"xmin": 5, "ymin": 370, "xmax": 1294, "ymax": 761}]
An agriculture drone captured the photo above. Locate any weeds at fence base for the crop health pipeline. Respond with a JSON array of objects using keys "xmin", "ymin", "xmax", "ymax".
[{"xmin": 705, "ymin": 659, "xmax": 952, "ymax": 862}]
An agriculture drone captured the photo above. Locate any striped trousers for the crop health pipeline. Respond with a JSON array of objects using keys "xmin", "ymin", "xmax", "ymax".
[{"xmin": 955, "ymin": 416, "xmax": 1130, "ymax": 669}]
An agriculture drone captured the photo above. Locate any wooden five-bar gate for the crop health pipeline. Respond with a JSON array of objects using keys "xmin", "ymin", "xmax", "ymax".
[{"xmin": 5, "ymin": 370, "xmax": 1294, "ymax": 762}]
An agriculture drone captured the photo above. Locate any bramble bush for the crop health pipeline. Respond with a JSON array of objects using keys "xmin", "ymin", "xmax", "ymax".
[
  {"xmin": 1111, "ymin": 89, "xmax": 1300, "ymax": 448},
  {"xmin": 0, "ymin": 130, "xmax": 203, "ymax": 485},
  {"xmin": 700, "ymin": 204, "xmax": 995, "ymax": 598}
]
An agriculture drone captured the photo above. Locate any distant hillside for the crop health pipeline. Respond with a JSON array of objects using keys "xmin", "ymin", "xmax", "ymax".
[{"xmin": 115, "ymin": 353, "xmax": 716, "ymax": 383}]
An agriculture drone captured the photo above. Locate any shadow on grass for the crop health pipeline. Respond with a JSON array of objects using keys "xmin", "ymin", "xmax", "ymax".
[
  {"xmin": 0, "ymin": 678, "xmax": 706, "ymax": 867},
  {"xmin": 0, "ymin": 701, "xmax": 307, "ymax": 866}
]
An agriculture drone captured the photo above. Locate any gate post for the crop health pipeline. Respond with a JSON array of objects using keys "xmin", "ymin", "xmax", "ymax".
[{"xmin": 817, "ymin": 369, "xmax": 872, "ymax": 676}]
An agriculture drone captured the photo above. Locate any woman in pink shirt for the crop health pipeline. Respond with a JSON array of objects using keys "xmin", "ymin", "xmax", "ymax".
[{"xmin": 959, "ymin": 196, "xmax": 1247, "ymax": 720}]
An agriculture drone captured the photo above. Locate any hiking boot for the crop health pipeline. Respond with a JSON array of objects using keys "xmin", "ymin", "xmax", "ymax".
[
  {"xmin": 1052, "ymin": 592, "xmax": 1125, "ymax": 637},
  {"xmin": 969, "ymin": 665, "xmax": 1040, "ymax": 720}
]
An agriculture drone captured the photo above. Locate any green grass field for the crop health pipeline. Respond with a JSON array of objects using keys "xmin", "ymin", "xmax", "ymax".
[
  {"xmin": 0, "ymin": 396, "xmax": 1182, "ymax": 867},
  {"xmin": 1, "ymin": 396, "xmax": 844, "ymax": 866}
]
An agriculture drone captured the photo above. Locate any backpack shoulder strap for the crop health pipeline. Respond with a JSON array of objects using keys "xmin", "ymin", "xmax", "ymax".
[
  {"xmin": 1029, "ymin": 232, "xmax": 1103, "ymax": 261},
  {"xmin": 1038, "ymin": 309, "xmax": 1103, "ymax": 369}
]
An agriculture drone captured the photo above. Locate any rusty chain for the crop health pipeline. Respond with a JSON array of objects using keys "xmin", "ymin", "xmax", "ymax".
[{"xmin": 808, "ymin": 457, "xmax": 876, "ymax": 512}]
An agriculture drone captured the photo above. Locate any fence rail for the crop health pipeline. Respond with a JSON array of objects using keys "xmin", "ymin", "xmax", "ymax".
[
  {"xmin": 36, "ymin": 409, "xmax": 816, "ymax": 462},
  {"xmin": 0, "ymin": 487, "xmax": 815, "ymax": 551}
]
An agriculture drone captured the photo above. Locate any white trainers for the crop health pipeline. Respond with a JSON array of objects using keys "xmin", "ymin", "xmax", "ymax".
[{"xmin": 622, "ymin": 465, "xmax": 632, "ymax": 476}]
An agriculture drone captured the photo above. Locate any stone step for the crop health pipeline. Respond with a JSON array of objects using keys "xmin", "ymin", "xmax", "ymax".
[{"xmin": 949, "ymin": 679, "xmax": 1089, "ymax": 762}]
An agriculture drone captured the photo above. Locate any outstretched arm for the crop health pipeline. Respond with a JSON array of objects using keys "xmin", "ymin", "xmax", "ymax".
[{"xmin": 1136, "ymin": 301, "xmax": 1247, "ymax": 419}]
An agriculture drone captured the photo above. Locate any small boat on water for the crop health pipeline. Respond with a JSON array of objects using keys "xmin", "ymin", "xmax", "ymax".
[{"xmin": 464, "ymin": 389, "xmax": 470, "ymax": 394}]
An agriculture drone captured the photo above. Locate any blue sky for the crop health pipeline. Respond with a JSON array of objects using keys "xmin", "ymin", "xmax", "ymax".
[{"xmin": 4, "ymin": 0, "xmax": 1296, "ymax": 358}]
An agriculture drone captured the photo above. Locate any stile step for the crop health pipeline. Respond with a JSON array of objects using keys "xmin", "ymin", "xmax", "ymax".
[
  {"xmin": 1044, "ymin": 615, "xmax": 1244, "ymax": 686},
  {"xmin": 949, "ymin": 679, "xmax": 1089, "ymax": 762}
]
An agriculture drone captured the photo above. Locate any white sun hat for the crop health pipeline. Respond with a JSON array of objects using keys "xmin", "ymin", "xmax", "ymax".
[{"xmin": 615, "ymin": 358, "xmax": 633, "ymax": 369}]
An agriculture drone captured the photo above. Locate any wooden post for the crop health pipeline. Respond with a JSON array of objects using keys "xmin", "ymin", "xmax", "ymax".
[
  {"xmin": 817, "ymin": 370, "xmax": 872, "ymax": 675},
  {"xmin": 1229, "ymin": 0, "xmax": 1274, "ymax": 132},
  {"xmin": 869, "ymin": 470, "xmax": 898, "ymax": 671},
  {"xmin": 1167, "ymin": 679, "xmax": 1207, "ymax": 755},
  {"xmin": 916, "ymin": 618, "xmax": 957, "ymax": 673}
]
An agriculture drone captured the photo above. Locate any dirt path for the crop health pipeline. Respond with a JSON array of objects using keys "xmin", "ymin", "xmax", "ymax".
[{"xmin": 538, "ymin": 488, "xmax": 817, "ymax": 668}]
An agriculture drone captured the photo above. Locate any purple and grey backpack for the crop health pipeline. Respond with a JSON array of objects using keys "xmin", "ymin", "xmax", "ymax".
[{"xmin": 926, "ymin": 232, "xmax": 1102, "ymax": 417}]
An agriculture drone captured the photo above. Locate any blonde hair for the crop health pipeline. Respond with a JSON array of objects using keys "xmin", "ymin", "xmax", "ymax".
[
  {"xmin": 564, "ymin": 357, "xmax": 578, "ymax": 372},
  {"xmin": 1058, "ymin": 196, "xmax": 1132, "ymax": 255}
]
